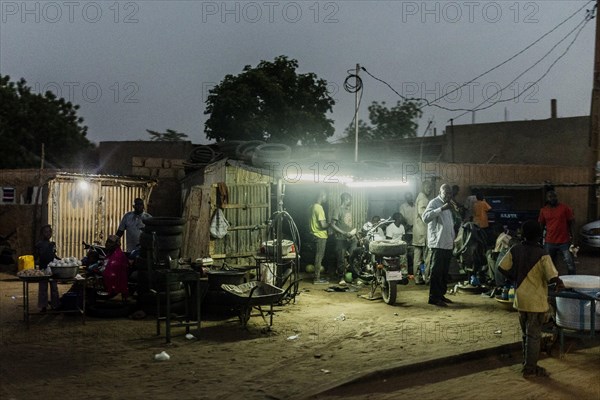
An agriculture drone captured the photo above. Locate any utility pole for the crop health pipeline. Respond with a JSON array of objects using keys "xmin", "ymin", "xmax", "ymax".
[
  {"xmin": 590, "ymin": 0, "xmax": 600, "ymax": 219},
  {"xmin": 354, "ymin": 63, "xmax": 360, "ymax": 163}
]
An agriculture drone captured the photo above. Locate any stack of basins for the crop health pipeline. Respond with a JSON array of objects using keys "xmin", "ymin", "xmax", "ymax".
[{"xmin": 136, "ymin": 217, "xmax": 186, "ymax": 313}]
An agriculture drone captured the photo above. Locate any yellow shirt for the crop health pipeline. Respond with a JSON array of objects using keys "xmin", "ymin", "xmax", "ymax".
[
  {"xmin": 310, "ymin": 203, "xmax": 328, "ymax": 239},
  {"xmin": 499, "ymin": 245, "xmax": 558, "ymax": 312}
]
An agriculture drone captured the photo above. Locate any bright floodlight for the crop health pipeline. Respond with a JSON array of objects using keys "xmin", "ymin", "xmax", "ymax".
[
  {"xmin": 77, "ymin": 180, "xmax": 90, "ymax": 191},
  {"xmin": 346, "ymin": 180, "xmax": 409, "ymax": 188}
]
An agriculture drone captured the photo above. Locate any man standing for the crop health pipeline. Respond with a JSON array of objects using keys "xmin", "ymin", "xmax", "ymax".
[
  {"xmin": 499, "ymin": 220, "xmax": 564, "ymax": 378},
  {"xmin": 400, "ymin": 192, "xmax": 416, "ymax": 232},
  {"xmin": 116, "ymin": 198, "xmax": 151, "ymax": 253},
  {"xmin": 473, "ymin": 191, "xmax": 492, "ymax": 229},
  {"xmin": 538, "ymin": 190, "xmax": 576, "ymax": 275},
  {"xmin": 422, "ymin": 183, "xmax": 456, "ymax": 307},
  {"xmin": 310, "ymin": 191, "xmax": 329, "ymax": 284},
  {"xmin": 330, "ymin": 193, "xmax": 357, "ymax": 285},
  {"xmin": 413, "ymin": 180, "xmax": 432, "ymax": 284}
]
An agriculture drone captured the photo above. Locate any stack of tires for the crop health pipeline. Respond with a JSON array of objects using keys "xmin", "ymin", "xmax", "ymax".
[
  {"xmin": 136, "ymin": 217, "xmax": 187, "ymax": 314},
  {"xmin": 235, "ymin": 140, "xmax": 265, "ymax": 161},
  {"xmin": 139, "ymin": 217, "xmax": 186, "ymax": 263},
  {"xmin": 185, "ymin": 145, "xmax": 223, "ymax": 173},
  {"xmin": 215, "ymin": 140, "xmax": 245, "ymax": 158},
  {"xmin": 251, "ymin": 143, "xmax": 292, "ymax": 169}
]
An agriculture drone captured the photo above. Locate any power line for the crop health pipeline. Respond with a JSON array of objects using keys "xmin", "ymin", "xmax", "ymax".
[
  {"xmin": 428, "ymin": 0, "xmax": 593, "ymax": 106},
  {"xmin": 360, "ymin": 1, "xmax": 593, "ymax": 116},
  {"xmin": 453, "ymin": 15, "xmax": 592, "ymax": 120}
]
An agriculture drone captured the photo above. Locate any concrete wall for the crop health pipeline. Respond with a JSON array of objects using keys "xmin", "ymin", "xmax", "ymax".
[
  {"xmin": 98, "ymin": 141, "xmax": 194, "ymax": 217},
  {"xmin": 444, "ymin": 116, "xmax": 592, "ymax": 166}
]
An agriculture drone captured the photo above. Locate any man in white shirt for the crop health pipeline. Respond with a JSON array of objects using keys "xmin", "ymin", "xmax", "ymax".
[
  {"xmin": 422, "ymin": 184, "xmax": 456, "ymax": 307},
  {"xmin": 116, "ymin": 198, "xmax": 151, "ymax": 253},
  {"xmin": 385, "ymin": 213, "xmax": 406, "ymax": 241}
]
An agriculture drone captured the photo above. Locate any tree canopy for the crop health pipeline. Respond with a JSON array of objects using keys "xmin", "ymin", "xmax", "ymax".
[
  {"xmin": 344, "ymin": 100, "xmax": 423, "ymax": 142},
  {"xmin": 0, "ymin": 75, "xmax": 95, "ymax": 169},
  {"xmin": 146, "ymin": 129, "xmax": 188, "ymax": 141},
  {"xmin": 204, "ymin": 56, "xmax": 335, "ymax": 146}
]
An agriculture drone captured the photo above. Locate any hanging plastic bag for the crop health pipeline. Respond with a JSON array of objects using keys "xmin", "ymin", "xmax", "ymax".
[{"xmin": 210, "ymin": 208, "xmax": 230, "ymax": 239}]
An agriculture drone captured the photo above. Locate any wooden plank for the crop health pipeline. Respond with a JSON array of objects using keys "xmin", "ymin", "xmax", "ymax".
[
  {"xmin": 221, "ymin": 203, "xmax": 269, "ymax": 209},
  {"xmin": 227, "ymin": 225, "xmax": 267, "ymax": 231}
]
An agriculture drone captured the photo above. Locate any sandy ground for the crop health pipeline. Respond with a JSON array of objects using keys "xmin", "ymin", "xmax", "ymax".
[{"xmin": 0, "ymin": 252, "xmax": 598, "ymax": 400}]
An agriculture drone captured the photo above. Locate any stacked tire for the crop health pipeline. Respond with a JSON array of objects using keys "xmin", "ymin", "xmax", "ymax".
[
  {"xmin": 235, "ymin": 140, "xmax": 265, "ymax": 161},
  {"xmin": 136, "ymin": 217, "xmax": 186, "ymax": 313},
  {"xmin": 140, "ymin": 217, "xmax": 185, "ymax": 262},
  {"xmin": 251, "ymin": 143, "xmax": 292, "ymax": 169}
]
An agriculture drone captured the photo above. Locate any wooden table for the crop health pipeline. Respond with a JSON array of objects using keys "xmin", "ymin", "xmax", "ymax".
[{"xmin": 20, "ymin": 275, "xmax": 87, "ymax": 329}]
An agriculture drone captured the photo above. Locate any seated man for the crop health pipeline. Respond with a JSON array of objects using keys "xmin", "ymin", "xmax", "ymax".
[
  {"xmin": 102, "ymin": 235, "xmax": 130, "ymax": 300},
  {"xmin": 385, "ymin": 213, "xmax": 406, "ymax": 241}
]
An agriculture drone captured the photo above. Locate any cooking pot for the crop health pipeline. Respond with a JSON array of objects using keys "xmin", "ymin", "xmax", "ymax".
[{"xmin": 206, "ymin": 270, "xmax": 246, "ymax": 291}]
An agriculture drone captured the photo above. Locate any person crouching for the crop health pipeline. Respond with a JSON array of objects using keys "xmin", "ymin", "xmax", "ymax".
[{"xmin": 102, "ymin": 235, "xmax": 129, "ymax": 301}]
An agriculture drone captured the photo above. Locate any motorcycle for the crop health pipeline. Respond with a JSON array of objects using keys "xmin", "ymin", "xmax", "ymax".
[{"xmin": 351, "ymin": 218, "xmax": 409, "ymax": 305}]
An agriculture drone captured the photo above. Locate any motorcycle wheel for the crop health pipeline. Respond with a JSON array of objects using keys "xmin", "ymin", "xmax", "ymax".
[{"xmin": 381, "ymin": 275, "xmax": 397, "ymax": 305}]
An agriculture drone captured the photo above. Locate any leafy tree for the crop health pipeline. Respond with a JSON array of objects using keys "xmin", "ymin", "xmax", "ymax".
[
  {"xmin": 204, "ymin": 56, "xmax": 335, "ymax": 145},
  {"xmin": 0, "ymin": 75, "xmax": 94, "ymax": 169},
  {"xmin": 344, "ymin": 100, "xmax": 423, "ymax": 142},
  {"xmin": 146, "ymin": 129, "xmax": 188, "ymax": 141}
]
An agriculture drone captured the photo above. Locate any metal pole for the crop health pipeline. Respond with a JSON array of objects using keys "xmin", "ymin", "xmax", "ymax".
[
  {"xmin": 276, "ymin": 178, "xmax": 283, "ymax": 265},
  {"xmin": 590, "ymin": 0, "xmax": 600, "ymax": 220},
  {"xmin": 354, "ymin": 63, "xmax": 360, "ymax": 163}
]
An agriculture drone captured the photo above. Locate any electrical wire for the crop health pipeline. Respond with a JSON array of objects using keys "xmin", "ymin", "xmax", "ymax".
[
  {"xmin": 360, "ymin": 1, "xmax": 594, "ymax": 116},
  {"xmin": 452, "ymin": 15, "xmax": 591, "ymax": 121},
  {"xmin": 342, "ymin": 69, "xmax": 365, "ymax": 137},
  {"xmin": 427, "ymin": 0, "xmax": 594, "ymax": 106}
]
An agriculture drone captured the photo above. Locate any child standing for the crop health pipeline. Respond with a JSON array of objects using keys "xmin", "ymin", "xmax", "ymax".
[
  {"xmin": 34, "ymin": 224, "xmax": 60, "ymax": 311},
  {"xmin": 499, "ymin": 220, "xmax": 564, "ymax": 378}
]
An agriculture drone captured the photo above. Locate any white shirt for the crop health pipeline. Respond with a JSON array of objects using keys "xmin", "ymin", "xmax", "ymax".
[
  {"xmin": 386, "ymin": 223, "xmax": 405, "ymax": 240},
  {"xmin": 400, "ymin": 202, "xmax": 416, "ymax": 227},
  {"xmin": 422, "ymin": 195, "xmax": 455, "ymax": 250},
  {"xmin": 118, "ymin": 211, "xmax": 151, "ymax": 252}
]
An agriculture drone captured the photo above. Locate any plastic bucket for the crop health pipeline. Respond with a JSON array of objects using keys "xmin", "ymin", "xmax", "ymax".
[
  {"xmin": 555, "ymin": 275, "xmax": 600, "ymax": 331},
  {"xmin": 18, "ymin": 255, "xmax": 34, "ymax": 271}
]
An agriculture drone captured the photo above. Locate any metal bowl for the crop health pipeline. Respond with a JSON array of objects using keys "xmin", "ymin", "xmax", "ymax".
[{"xmin": 51, "ymin": 265, "xmax": 78, "ymax": 279}]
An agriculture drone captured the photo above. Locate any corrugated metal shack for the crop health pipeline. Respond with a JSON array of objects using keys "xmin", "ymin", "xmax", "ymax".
[
  {"xmin": 47, "ymin": 173, "xmax": 156, "ymax": 258},
  {"xmin": 179, "ymin": 156, "xmax": 594, "ymax": 268},
  {"xmin": 179, "ymin": 158, "xmax": 395, "ymax": 267},
  {"xmin": 181, "ymin": 159, "xmax": 274, "ymax": 265}
]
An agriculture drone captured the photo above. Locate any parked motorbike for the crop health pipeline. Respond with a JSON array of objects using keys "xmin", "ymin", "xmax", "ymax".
[{"xmin": 351, "ymin": 218, "xmax": 409, "ymax": 305}]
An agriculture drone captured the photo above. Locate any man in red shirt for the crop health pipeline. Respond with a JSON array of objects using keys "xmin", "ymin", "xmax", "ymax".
[{"xmin": 538, "ymin": 190, "xmax": 576, "ymax": 275}]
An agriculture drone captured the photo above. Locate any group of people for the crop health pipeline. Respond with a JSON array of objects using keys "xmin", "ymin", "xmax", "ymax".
[
  {"xmin": 309, "ymin": 182, "xmax": 576, "ymax": 378},
  {"xmin": 34, "ymin": 198, "xmax": 150, "ymax": 311}
]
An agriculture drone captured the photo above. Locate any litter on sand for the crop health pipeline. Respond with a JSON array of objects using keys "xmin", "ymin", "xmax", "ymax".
[
  {"xmin": 185, "ymin": 333, "xmax": 196, "ymax": 340},
  {"xmin": 154, "ymin": 351, "xmax": 171, "ymax": 361},
  {"xmin": 287, "ymin": 334, "xmax": 300, "ymax": 341}
]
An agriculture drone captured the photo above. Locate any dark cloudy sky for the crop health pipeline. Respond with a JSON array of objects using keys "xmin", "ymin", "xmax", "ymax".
[{"xmin": 1, "ymin": 1, "xmax": 595, "ymax": 144}]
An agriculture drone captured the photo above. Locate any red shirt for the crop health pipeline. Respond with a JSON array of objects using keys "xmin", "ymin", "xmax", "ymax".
[{"xmin": 538, "ymin": 203, "xmax": 574, "ymax": 244}]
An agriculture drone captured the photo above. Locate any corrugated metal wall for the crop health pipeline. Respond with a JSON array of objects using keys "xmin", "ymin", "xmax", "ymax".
[
  {"xmin": 212, "ymin": 183, "xmax": 271, "ymax": 258},
  {"xmin": 48, "ymin": 176, "xmax": 153, "ymax": 258},
  {"xmin": 323, "ymin": 185, "xmax": 369, "ymax": 231},
  {"xmin": 181, "ymin": 163, "xmax": 273, "ymax": 264}
]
